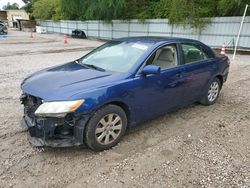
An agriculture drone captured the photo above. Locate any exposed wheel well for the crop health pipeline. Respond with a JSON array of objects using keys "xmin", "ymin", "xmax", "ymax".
[
  {"xmin": 216, "ymin": 75, "xmax": 223, "ymax": 87},
  {"xmin": 104, "ymin": 101, "xmax": 131, "ymax": 124}
]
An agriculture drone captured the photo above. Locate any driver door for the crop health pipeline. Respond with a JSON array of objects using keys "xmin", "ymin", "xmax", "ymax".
[{"xmin": 131, "ymin": 43, "xmax": 186, "ymax": 123}]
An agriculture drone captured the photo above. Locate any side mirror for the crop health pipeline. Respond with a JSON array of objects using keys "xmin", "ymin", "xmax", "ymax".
[{"xmin": 141, "ymin": 65, "xmax": 161, "ymax": 75}]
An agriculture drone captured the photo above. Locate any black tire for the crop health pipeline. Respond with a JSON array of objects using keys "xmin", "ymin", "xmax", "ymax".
[
  {"xmin": 84, "ymin": 104, "xmax": 127, "ymax": 151},
  {"xmin": 201, "ymin": 77, "xmax": 221, "ymax": 105}
]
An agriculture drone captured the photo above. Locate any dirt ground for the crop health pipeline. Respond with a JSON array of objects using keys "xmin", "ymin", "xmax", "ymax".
[{"xmin": 0, "ymin": 31, "xmax": 249, "ymax": 188}]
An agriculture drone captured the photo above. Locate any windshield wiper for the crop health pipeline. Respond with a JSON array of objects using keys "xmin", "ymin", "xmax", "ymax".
[
  {"xmin": 75, "ymin": 60, "xmax": 106, "ymax": 72},
  {"xmin": 84, "ymin": 64, "xmax": 106, "ymax": 72}
]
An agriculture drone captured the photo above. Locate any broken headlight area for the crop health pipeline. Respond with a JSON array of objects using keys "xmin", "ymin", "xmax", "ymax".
[{"xmin": 20, "ymin": 94, "xmax": 89, "ymax": 147}]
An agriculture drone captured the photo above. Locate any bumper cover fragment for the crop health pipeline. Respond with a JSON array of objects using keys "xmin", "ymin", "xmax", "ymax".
[{"xmin": 21, "ymin": 114, "xmax": 91, "ymax": 147}]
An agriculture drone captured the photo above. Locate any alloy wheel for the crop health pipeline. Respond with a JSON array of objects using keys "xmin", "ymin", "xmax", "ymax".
[
  {"xmin": 95, "ymin": 113, "xmax": 123, "ymax": 145},
  {"xmin": 208, "ymin": 81, "xmax": 219, "ymax": 102}
]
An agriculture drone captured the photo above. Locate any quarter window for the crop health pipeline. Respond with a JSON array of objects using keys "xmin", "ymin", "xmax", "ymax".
[{"xmin": 181, "ymin": 43, "xmax": 208, "ymax": 64}]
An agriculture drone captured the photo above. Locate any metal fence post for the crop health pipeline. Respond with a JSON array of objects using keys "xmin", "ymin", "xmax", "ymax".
[
  {"xmin": 111, "ymin": 21, "xmax": 113, "ymax": 39},
  {"xmin": 53, "ymin": 21, "xmax": 55, "ymax": 33},
  {"xmin": 171, "ymin": 24, "xmax": 173, "ymax": 37},
  {"xmin": 198, "ymin": 28, "xmax": 201, "ymax": 40},
  {"xmin": 67, "ymin": 21, "xmax": 69, "ymax": 35},
  {"xmin": 86, "ymin": 21, "xmax": 88, "ymax": 36},
  {"xmin": 98, "ymin": 20, "xmax": 100, "ymax": 39},
  {"xmin": 147, "ymin": 20, "xmax": 149, "ymax": 36},
  {"xmin": 233, "ymin": 4, "xmax": 248, "ymax": 59},
  {"xmin": 128, "ymin": 21, "xmax": 130, "ymax": 37}
]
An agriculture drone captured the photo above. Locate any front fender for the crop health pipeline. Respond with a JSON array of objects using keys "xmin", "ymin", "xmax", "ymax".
[{"xmin": 72, "ymin": 82, "xmax": 133, "ymax": 113}]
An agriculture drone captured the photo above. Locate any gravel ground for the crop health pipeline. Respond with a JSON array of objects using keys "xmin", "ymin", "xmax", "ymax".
[{"xmin": 0, "ymin": 31, "xmax": 249, "ymax": 188}]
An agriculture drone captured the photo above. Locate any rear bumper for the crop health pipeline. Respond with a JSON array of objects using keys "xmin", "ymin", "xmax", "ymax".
[{"xmin": 21, "ymin": 114, "xmax": 90, "ymax": 147}]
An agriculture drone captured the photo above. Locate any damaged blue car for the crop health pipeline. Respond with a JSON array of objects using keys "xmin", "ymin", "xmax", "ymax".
[{"xmin": 20, "ymin": 37, "xmax": 230, "ymax": 151}]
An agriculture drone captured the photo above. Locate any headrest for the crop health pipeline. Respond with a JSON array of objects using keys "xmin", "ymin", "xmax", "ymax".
[
  {"xmin": 187, "ymin": 50, "xmax": 202, "ymax": 60},
  {"xmin": 157, "ymin": 48, "xmax": 174, "ymax": 62}
]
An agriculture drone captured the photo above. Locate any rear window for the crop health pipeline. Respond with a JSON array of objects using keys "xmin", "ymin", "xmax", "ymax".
[{"xmin": 181, "ymin": 43, "xmax": 212, "ymax": 64}]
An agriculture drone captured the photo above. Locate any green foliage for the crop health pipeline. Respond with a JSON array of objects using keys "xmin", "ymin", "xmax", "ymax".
[
  {"xmin": 3, "ymin": 2, "xmax": 20, "ymax": 10},
  {"xmin": 60, "ymin": 0, "xmax": 86, "ymax": 20},
  {"xmin": 22, "ymin": 0, "xmax": 36, "ymax": 19},
  {"xmin": 122, "ymin": 0, "xmax": 152, "ymax": 20},
  {"xmin": 168, "ymin": 0, "xmax": 215, "ymax": 29},
  {"xmin": 218, "ymin": 0, "xmax": 250, "ymax": 16},
  {"xmin": 153, "ymin": 0, "xmax": 172, "ymax": 18},
  {"xmin": 60, "ymin": 0, "xmax": 125, "ymax": 21},
  {"xmin": 94, "ymin": 0, "xmax": 125, "ymax": 20},
  {"xmin": 30, "ymin": 0, "xmax": 250, "ymax": 28},
  {"xmin": 23, "ymin": 2, "xmax": 33, "ymax": 14},
  {"xmin": 32, "ymin": 0, "xmax": 61, "ymax": 20}
]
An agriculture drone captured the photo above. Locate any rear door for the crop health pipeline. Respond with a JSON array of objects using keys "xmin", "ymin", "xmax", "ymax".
[{"xmin": 179, "ymin": 43, "xmax": 215, "ymax": 103}]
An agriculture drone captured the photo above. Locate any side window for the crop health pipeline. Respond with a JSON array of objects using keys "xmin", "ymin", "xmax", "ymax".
[
  {"xmin": 202, "ymin": 47, "xmax": 215, "ymax": 59},
  {"xmin": 181, "ymin": 43, "xmax": 208, "ymax": 64},
  {"xmin": 146, "ymin": 44, "xmax": 177, "ymax": 70}
]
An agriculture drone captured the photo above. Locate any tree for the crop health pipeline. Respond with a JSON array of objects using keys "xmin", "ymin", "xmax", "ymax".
[
  {"xmin": 60, "ymin": 0, "xmax": 87, "ymax": 20},
  {"xmin": 92, "ymin": 0, "xmax": 125, "ymax": 20},
  {"xmin": 32, "ymin": 0, "xmax": 61, "ymax": 20},
  {"xmin": 60, "ymin": 0, "xmax": 125, "ymax": 21},
  {"xmin": 30, "ymin": 0, "xmax": 250, "ymax": 28},
  {"xmin": 22, "ymin": 0, "xmax": 34, "ymax": 14},
  {"xmin": 218, "ymin": 0, "xmax": 250, "ymax": 16},
  {"xmin": 3, "ymin": 2, "xmax": 20, "ymax": 10},
  {"xmin": 168, "ymin": 0, "xmax": 215, "ymax": 29},
  {"xmin": 153, "ymin": 0, "xmax": 172, "ymax": 19}
]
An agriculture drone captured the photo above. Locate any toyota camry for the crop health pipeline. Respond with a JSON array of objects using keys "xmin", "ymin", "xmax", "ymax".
[{"xmin": 20, "ymin": 37, "xmax": 230, "ymax": 151}]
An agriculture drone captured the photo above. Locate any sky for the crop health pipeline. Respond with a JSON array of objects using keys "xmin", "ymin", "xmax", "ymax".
[{"xmin": 0, "ymin": 0, "xmax": 25, "ymax": 10}]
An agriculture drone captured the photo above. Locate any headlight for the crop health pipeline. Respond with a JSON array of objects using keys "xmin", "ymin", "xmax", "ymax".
[{"xmin": 35, "ymin": 99, "xmax": 84, "ymax": 117}]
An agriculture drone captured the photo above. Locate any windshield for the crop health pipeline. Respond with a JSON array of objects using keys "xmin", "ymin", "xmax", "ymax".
[{"xmin": 79, "ymin": 41, "xmax": 150, "ymax": 73}]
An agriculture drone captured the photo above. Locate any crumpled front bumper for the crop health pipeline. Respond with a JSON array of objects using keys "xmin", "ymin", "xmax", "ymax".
[{"xmin": 21, "ymin": 114, "xmax": 90, "ymax": 147}]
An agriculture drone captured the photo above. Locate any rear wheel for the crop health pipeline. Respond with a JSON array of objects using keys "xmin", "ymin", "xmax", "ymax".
[
  {"xmin": 84, "ymin": 105, "xmax": 127, "ymax": 151},
  {"xmin": 201, "ymin": 77, "xmax": 221, "ymax": 105}
]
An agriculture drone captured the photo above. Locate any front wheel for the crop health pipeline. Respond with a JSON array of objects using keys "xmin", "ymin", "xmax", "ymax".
[
  {"xmin": 84, "ymin": 104, "xmax": 127, "ymax": 151},
  {"xmin": 201, "ymin": 78, "xmax": 221, "ymax": 105}
]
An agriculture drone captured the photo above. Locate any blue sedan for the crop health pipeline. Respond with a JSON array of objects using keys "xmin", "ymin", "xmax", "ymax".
[{"xmin": 20, "ymin": 37, "xmax": 230, "ymax": 151}]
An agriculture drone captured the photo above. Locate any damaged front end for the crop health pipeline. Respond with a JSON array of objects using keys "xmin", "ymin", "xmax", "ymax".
[{"xmin": 20, "ymin": 94, "xmax": 90, "ymax": 147}]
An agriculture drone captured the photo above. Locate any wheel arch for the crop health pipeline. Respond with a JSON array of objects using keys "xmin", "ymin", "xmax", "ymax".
[
  {"xmin": 104, "ymin": 101, "xmax": 131, "ymax": 125},
  {"xmin": 215, "ymin": 75, "xmax": 223, "ymax": 87}
]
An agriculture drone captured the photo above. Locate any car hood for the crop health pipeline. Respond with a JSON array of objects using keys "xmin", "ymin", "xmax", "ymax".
[{"xmin": 21, "ymin": 62, "xmax": 126, "ymax": 101}]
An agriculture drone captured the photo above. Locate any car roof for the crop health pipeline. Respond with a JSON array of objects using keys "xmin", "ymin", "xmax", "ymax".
[{"xmin": 115, "ymin": 36, "xmax": 201, "ymax": 45}]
